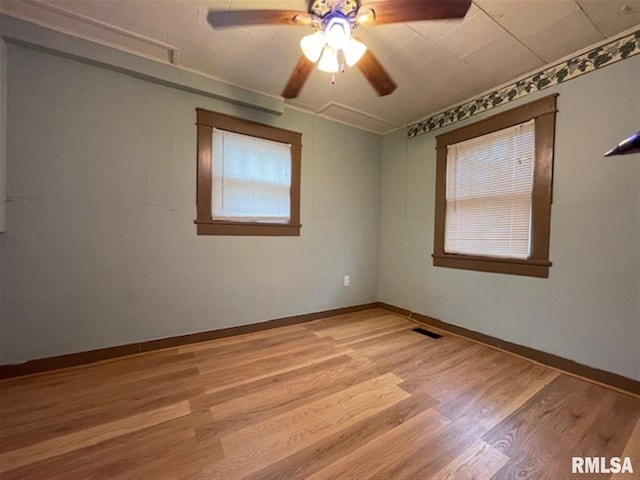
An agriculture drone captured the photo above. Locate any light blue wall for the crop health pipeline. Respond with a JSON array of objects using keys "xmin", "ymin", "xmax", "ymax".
[
  {"xmin": 0, "ymin": 37, "xmax": 6, "ymax": 233},
  {"xmin": 1, "ymin": 44, "xmax": 381, "ymax": 363},
  {"xmin": 0, "ymin": 37, "xmax": 6, "ymax": 352},
  {"xmin": 379, "ymin": 56, "xmax": 640, "ymax": 380}
]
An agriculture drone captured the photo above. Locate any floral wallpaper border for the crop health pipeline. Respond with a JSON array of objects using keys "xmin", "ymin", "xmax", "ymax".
[{"xmin": 407, "ymin": 29, "xmax": 640, "ymax": 139}]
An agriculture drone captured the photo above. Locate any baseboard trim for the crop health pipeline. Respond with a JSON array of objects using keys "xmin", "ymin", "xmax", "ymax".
[
  {"xmin": 378, "ymin": 302, "xmax": 640, "ymax": 397},
  {"xmin": 0, "ymin": 302, "xmax": 380, "ymax": 380},
  {"xmin": 6, "ymin": 301, "xmax": 637, "ymax": 396}
]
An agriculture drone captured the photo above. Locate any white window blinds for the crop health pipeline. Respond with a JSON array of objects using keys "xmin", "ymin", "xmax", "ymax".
[
  {"xmin": 212, "ymin": 129, "xmax": 292, "ymax": 223},
  {"xmin": 445, "ymin": 119, "xmax": 535, "ymax": 259}
]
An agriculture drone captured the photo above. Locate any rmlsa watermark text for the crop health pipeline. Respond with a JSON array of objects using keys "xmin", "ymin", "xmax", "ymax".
[{"xmin": 572, "ymin": 457, "xmax": 633, "ymax": 474}]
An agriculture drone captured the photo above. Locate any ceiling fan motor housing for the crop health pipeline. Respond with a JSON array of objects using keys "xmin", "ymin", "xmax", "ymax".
[{"xmin": 309, "ymin": 0, "xmax": 360, "ymax": 18}]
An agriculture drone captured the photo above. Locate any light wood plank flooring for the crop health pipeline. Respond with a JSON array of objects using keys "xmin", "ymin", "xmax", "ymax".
[{"xmin": 1, "ymin": 309, "xmax": 638, "ymax": 479}]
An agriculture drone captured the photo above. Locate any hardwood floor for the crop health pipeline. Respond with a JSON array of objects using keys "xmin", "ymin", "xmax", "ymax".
[{"xmin": 0, "ymin": 309, "xmax": 638, "ymax": 479}]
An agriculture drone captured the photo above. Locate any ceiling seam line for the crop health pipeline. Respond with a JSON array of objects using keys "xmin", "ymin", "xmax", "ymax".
[
  {"xmin": 575, "ymin": 2, "xmax": 607, "ymax": 38},
  {"xmin": 472, "ymin": 1, "xmax": 546, "ymax": 64}
]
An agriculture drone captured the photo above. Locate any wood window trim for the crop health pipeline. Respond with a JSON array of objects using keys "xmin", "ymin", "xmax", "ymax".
[
  {"xmin": 433, "ymin": 94, "xmax": 558, "ymax": 278},
  {"xmin": 195, "ymin": 108, "xmax": 302, "ymax": 236}
]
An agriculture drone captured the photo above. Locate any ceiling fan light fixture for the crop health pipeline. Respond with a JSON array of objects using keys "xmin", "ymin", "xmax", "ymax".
[
  {"xmin": 317, "ymin": 46, "xmax": 340, "ymax": 73},
  {"xmin": 324, "ymin": 14, "xmax": 351, "ymax": 50},
  {"xmin": 343, "ymin": 37, "xmax": 367, "ymax": 67},
  {"xmin": 300, "ymin": 31, "xmax": 327, "ymax": 63}
]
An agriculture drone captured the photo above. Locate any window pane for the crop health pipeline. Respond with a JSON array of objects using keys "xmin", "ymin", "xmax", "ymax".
[
  {"xmin": 212, "ymin": 129, "xmax": 292, "ymax": 222},
  {"xmin": 444, "ymin": 120, "xmax": 535, "ymax": 259}
]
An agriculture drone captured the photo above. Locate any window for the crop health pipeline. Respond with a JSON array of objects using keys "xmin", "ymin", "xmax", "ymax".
[
  {"xmin": 445, "ymin": 120, "xmax": 535, "ymax": 259},
  {"xmin": 433, "ymin": 94, "xmax": 557, "ymax": 278},
  {"xmin": 195, "ymin": 108, "xmax": 302, "ymax": 236}
]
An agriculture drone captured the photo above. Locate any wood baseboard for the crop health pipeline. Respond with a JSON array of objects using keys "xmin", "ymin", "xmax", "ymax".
[
  {"xmin": 6, "ymin": 301, "xmax": 636, "ymax": 397},
  {"xmin": 378, "ymin": 302, "xmax": 639, "ymax": 397},
  {"xmin": 0, "ymin": 303, "xmax": 380, "ymax": 380}
]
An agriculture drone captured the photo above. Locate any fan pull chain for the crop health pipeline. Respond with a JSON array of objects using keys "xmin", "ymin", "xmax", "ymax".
[{"xmin": 331, "ymin": 74, "xmax": 336, "ymax": 85}]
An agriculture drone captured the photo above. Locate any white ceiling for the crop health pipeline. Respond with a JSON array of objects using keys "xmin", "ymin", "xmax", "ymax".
[{"xmin": 2, "ymin": 0, "xmax": 639, "ymax": 133}]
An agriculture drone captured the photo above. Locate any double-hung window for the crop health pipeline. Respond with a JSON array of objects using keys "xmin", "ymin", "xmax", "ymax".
[
  {"xmin": 433, "ymin": 94, "xmax": 557, "ymax": 277},
  {"xmin": 195, "ymin": 109, "xmax": 302, "ymax": 236}
]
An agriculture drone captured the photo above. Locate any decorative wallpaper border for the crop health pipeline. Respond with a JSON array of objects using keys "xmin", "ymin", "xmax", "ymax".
[{"xmin": 408, "ymin": 29, "xmax": 640, "ymax": 138}]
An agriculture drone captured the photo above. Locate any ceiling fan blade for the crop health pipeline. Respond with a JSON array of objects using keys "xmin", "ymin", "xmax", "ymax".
[
  {"xmin": 359, "ymin": 0, "xmax": 472, "ymax": 25},
  {"xmin": 357, "ymin": 49, "xmax": 397, "ymax": 97},
  {"xmin": 207, "ymin": 10, "xmax": 311, "ymax": 28},
  {"xmin": 282, "ymin": 56, "xmax": 315, "ymax": 99}
]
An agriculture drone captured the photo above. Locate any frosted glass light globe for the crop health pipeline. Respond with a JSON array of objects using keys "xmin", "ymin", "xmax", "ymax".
[
  {"xmin": 324, "ymin": 15, "xmax": 351, "ymax": 50},
  {"xmin": 317, "ymin": 47, "xmax": 339, "ymax": 73},
  {"xmin": 300, "ymin": 32, "xmax": 327, "ymax": 62}
]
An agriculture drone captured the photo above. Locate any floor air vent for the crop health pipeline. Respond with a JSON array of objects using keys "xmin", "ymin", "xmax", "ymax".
[{"xmin": 412, "ymin": 327, "xmax": 442, "ymax": 339}]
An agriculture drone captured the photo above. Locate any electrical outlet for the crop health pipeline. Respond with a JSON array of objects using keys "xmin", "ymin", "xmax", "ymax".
[{"xmin": 344, "ymin": 275, "xmax": 350, "ymax": 287}]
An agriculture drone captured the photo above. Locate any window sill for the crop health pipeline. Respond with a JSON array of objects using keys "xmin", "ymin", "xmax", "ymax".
[
  {"xmin": 432, "ymin": 253, "xmax": 551, "ymax": 278},
  {"xmin": 195, "ymin": 219, "xmax": 301, "ymax": 236}
]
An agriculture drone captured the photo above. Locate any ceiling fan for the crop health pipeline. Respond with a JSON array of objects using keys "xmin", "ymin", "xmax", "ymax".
[{"xmin": 207, "ymin": 0, "xmax": 472, "ymax": 99}]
